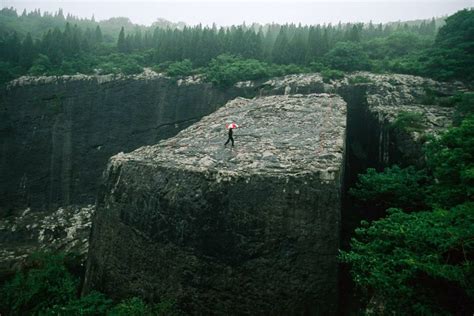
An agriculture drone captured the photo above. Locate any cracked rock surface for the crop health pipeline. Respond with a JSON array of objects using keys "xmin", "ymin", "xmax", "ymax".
[
  {"xmin": 0, "ymin": 205, "xmax": 94, "ymax": 276},
  {"xmin": 83, "ymin": 94, "xmax": 346, "ymax": 314}
]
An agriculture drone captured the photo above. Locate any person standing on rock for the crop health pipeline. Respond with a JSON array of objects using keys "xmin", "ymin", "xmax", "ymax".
[{"xmin": 225, "ymin": 122, "xmax": 238, "ymax": 147}]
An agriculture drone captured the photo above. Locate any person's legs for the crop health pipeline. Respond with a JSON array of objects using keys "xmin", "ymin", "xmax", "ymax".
[
  {"xmin": 224, "ymin": 137, "xmax": 230, "ymax": 146},
  {"xmin": 231, "ymin": 136, "xmax": 234, "ymax": 146}
]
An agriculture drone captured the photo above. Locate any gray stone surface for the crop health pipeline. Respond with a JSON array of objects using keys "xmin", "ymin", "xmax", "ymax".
[
  {"xmin": 0, "ymin": 205, "xmax": 93, "ymax": 272},
  {"xmin": 83, "ymin": 94, "xmax": 347, "ymax": 314}
]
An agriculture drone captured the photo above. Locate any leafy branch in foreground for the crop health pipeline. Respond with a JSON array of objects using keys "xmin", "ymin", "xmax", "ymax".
[{"xmin": 340, "ymin": 204, "xmax": 474, "ymax": 315}]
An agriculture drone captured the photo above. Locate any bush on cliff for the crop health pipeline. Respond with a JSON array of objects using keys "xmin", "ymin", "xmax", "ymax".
[
  {"xmin": 204, "ymin": 54, "xmax": 310, "ymax": 87},
  {"xmin": 166, "ymin": 59, "xmax": 194, "ymax": 77},
  {"xmin": 204, "ymin": 54, "xmax": 272, "ymax": 87}
]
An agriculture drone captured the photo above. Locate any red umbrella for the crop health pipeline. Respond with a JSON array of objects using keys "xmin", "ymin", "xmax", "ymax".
[{"xmin": 226, "ymin": 122, "xmax": 238, "ymax": 129}]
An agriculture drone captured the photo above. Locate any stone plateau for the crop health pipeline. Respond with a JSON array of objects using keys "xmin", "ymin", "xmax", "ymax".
[{"xmin": 83, "ymin": 94, "xmax": 347, "ymax": 314}]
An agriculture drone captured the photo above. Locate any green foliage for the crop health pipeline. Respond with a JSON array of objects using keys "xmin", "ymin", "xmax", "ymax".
[
  {"xmin": 320, "ymin": 69, "xmax": 344, "ymax": 83},
  {"xmin": 391, "ymin": 111, "xmax": 425, "ymax": 133},
  {"xmin": 96, "ymin": 53, "xmax": 143, "ymax": 75},
  {"xmin": 166, "ymin": 59, "xmax": 193, "ymax": 77},
  {"xmin": 46, "ymin": 291, "xmax": 114, "ymax": 315},
  {"xmin": 340, "ymin": 203, "xmax": 474, "ymax": 315},
  {"xmin": 108, "ymin": 297, "xmax": 179, "ymax": 316},
  {"xmin": 348, "ymin": 75, "xmax": 373, "ymax": 85},
  {"xmin": 108, "ymin": 297, "xmax": 150, "ymax": 316},
  {"xmin": 424, "ymin": 9, "xmax": 474, "ymax": 82},
  {"xmin": 350, "ymin": 166, "xmax": 428, "ymax": 213},
  {"xmin": 0, "ymin": 61, "xmax": 17, "ymax": 84},
  {"xmin": 344, "ymin": 116, "xmax": 474, "ymax": 314},
  {"xmin": 205, "ymin": 54, "xmax": 272, "ymax": 87},
  {"xmin": 452, "ymin": 92, "xmax": 474, "ymax": 125},
  {"xmin": 0, "ymin": 7, "xmax": 454, "ymax": 85},
  {"xmin": 0, "ymin": 252, "xmax": 78, "ymax": 315},
  {"xmin": 425, "ymin": 116, "xmax": 474, "ymax": 208},
  {"xmin": 28, "ymin": 54, "xmax": 52, "ymax": 75},
  {"xmin": 0, "ymin": 251, "xmax": 180, "ymax": 315},
  {"xmin": 323, "ymin": 42, "xmax": 370, "ymax": 72}
]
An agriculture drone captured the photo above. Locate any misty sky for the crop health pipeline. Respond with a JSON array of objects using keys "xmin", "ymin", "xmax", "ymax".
[{"xmin": 2, "ymin": 0, "xmax": 472, "ymax": 26}]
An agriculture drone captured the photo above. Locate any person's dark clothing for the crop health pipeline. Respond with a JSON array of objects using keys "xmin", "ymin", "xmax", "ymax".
[{"xmin": 225, "ymin": 128, "xmax": 234, "ymax": 146}]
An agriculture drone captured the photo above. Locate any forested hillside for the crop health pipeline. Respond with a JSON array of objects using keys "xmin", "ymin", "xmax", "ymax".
[{"xmin": 2, "ymin": 7, "xmax": 471, "ymax": 86}]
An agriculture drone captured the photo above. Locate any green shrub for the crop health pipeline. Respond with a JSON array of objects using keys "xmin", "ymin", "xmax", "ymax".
[
  {"xmin": 419, "ymin": 87, "xmax": 446, "ymax": 105},
  {"xmin": 425, "ymin": 116, "xmax": 474, "ymax": 208},
  {"xmin": 46, "ymin": 291, "xmax": 114, "ymax": 315},
  {"xmin": 343, "ymin": 116, "xmax": 474, "ymax": 314},
  {"xmin": 166, "ymin": 59, "xmax": 193, "ymax": 77},
  {"xmin": 348, "ymin": 75, "xmax": 373, "ymax": 85},
  {"xmin": 96, "ymin": 53, "xmax": 143, "ymax": 75},
  {"xmin": 350, "ymin": 165, "xmax": 429, "ymax": 213},
  {"xmin": 323, "ymin": 42, "xmax": 371, "ymax": 72},
  {"xmin": 0, "ymin": 252, "xmax": 78, "ymax": 315},
  {"xmin": 0, "ymin": 61, "xmax": 16, "ymax": 84},
  {"xmin": 28, "ymin": 54, "xmax": 53, "ymax": 75},
  {"xmin": 340, "ymin": 203, "xmax": 474, "ymax": 315},
  {"xmin": 309, "ymin": 61, "xmax": 325, "ymax": 72},
  {"xmin": 205, "ymin": 54, "xmax": 271, "ymax": 87},
  {"xmin": 391, "ymin": 111, "xmax": 425, "ymax": 133},
  {"xmin": 0, "ymin": 251, "xmax": 180, "ymax": 315},
  {"xmin": 108, "ymin": 297, "xmax": 150, "ymax": 316},
  {"xmin": 108, "ymin": 297, "xmax": 178, "ymax": 316},
  {"xmin": 321, "ymin": 69, "xmax": 344, "ymax": 83},
  {"xmin": 452, "ymin": 92, "xmax": 474, "ymax": 125}
]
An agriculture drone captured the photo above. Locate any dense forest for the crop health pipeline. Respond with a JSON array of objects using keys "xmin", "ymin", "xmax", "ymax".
[{"xmin": 1, "ymin": 7, "xmax": 472, "ymax": 86}]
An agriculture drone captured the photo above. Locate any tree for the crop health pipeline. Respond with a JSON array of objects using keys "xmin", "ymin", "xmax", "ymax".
[
  {"xmin": 340, "ymin": 204, "xmax": 474, "ymax": 315},
  {"xmin": 117, "ymin": 26, "xmax": 127, "ymax": 53},
  {"xmin": 19, "ymin": 32, "xmax": 36, "ymax": 69},
  {"xmin": 425, "ymin": 116, "xmax": 474, "ymax": 208},
  {"xmin": 166, "ymin": 59, "xmax": 193, "ymax": 77},
  {"xmin": 324, "ymin": 41, "xmax": 370, "ymax": 71},
  {"xmin": 28, "ymin": 54, "xmax": 52, "ymax": 75},
  {"xmin": 350, "ymin": 165, "xmax": 429, "ymax": 215},
  {"xmin": 424, "ymin": 9, "xmax": 474, "ymax": 81},
  {"xmin": 342, "ymin": 116, "xmax": 474, "ymax": 315},
  {"xmin": 272, "ymin": 28, "xmax": 291, "ymax": 64},
  {"xmin": 94, "ymin": 25, "xmax": 103, "ymax": 44}
]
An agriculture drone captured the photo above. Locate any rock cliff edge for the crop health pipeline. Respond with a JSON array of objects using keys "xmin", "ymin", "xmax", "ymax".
[{"xmin": 83, "ymin": 94, "xmax": 347, "ymax": 314}]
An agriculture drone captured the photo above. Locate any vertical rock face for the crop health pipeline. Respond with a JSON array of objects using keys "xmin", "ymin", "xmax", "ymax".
[
  {"xmin": 0, "ymin": 74, "xmax": 252, "ymax": 214},
  {"xmin": 83, "ymin": 94, "xmax": 347, "ymax": 314}
]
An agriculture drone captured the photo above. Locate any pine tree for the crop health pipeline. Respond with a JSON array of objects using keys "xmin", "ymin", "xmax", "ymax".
[
  {"xmin": 95, "ymin": 26, "xmax": 103, "ymax": 44},
  {"xmin": 117, "ymin": 27, "xmax": 127, "ymax": 53},
  {"xmin": 19, "ymin": 33, "xmax": 36, "ymax": 69}
]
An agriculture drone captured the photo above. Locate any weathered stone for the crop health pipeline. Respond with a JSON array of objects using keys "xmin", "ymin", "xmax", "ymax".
[
  {"xmin": 0, "ymin": 205, "xmax": 94, "ymax": 274},
  {"xmin": 83, "ymin": 94, "xmax": 347, "ymax": 314}
]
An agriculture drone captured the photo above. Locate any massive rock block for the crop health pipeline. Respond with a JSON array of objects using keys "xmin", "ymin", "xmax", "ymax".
[{"xmin": 84, "ymin": 94, "xmax": 347, "ymax": 314}]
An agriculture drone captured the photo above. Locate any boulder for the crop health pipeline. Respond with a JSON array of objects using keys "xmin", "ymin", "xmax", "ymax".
[{"xmin": 83, "ymin": 94, "xmax": 347, "ymax": 314}]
